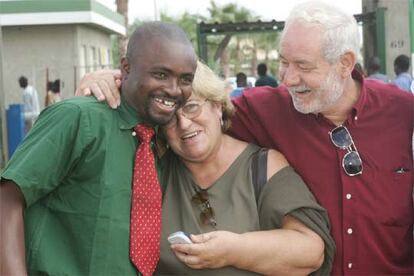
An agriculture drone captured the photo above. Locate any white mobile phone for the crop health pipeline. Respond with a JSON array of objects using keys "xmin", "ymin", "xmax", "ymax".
[{"xmin": 167, "ymin": 231, "xmax": 193, "ymax": 244}]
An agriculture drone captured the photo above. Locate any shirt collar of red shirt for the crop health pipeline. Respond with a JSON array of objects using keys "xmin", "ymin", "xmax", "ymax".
[{"xmin": 351, "ymin": 69, "xmax": 366, "ymax": 121}]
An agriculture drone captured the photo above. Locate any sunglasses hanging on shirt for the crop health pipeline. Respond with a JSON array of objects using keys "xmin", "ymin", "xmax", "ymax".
[
  {"xmin": 329, "ymin": 125, "xmax": 363, "ymax": 176},
  {"xmin": 191, "ymin": 189, "xmax": 217, "ymax": 228}
]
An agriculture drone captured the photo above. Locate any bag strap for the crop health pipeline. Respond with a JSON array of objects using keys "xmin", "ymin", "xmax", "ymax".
[{"xmin": 251, "ymin": 148, "xmax": 268, "ymax": 204}]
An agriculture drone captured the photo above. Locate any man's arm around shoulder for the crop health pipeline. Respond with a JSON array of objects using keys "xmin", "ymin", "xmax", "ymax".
[{"xmin": 0, "ymin": 180, "xmax": 27, "ymax": 276}]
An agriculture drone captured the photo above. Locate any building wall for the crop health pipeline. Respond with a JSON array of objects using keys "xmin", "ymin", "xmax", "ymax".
[
  {"xmin": 2, "ymin": 24, "xmax": 113, "ymax": 110},
  {"xmin": 3, "ymin": 25, "xmax": 76, "ymax": 108},
  {"xmin": 382, "ymin": 0, "xmax": 411, "ymax": 78},
  {"xmin": 362, "ymin": 0, "xmax": 411, "ymax": 78},
  {"xmin": 75, "ymin": 25, "xmax": 114, "ymax": 83}
]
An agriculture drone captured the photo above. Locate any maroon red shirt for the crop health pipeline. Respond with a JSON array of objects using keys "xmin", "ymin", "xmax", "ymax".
[{"xmin": 230, "ymin": 71, "xmax": 414, "ymax": 275}]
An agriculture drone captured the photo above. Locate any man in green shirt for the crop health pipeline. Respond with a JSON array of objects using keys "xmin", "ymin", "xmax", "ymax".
[{"xmin": 0, "ymin": 22, "xmax": 197, "ymax": 275}]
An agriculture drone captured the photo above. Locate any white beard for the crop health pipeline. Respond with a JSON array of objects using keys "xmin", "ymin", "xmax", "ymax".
[{"xmin": 289, "ymin": 70, "xmax": 345, "ymax": 114}]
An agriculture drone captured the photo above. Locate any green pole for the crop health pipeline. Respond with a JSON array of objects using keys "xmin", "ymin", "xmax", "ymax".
[
  {"xmin": 409, "ymin": 0, "xmax": 414, "ymax": 76},
  {"xmin": 196, "ymin": 24, "xmax": 208, "ymax": 64}
]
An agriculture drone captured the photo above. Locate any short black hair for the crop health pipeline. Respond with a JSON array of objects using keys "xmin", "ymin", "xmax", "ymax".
[
  {"xmin": 257, "ymin": 63, "xmax": 267, "ymax": 76},
  {"xmin": 367, "ymin": 56, "xmax": 381, "ymax": 74},
  {"xmin": 394, "ymin": 54, "xmax": 410, "ymax": 74},
  {"xmin": 126, "ymin": 22, "xmax": 193, "ymax": 61},
  {"xmin": 52, "ymin": 79, "xmax": 60, "ymax": 93},
  {"xmin": 18, "ymin": 76, "xmax": 28, "ymax": 88},
  {"xmin": 236, "ymin": 72, "xmax": 247, "ymax": 87}
]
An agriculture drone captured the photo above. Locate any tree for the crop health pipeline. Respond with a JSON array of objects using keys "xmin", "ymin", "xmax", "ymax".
[
  {"xmin": 160, "ymin": 12, "xmax": 205, "ymax": 51},
  {"xmin": 205, "ymin": 1, "xmax": 257, "ymax": 77},
  {"xmin": 114, "ymin": 0, "xmax": 280, "ymax": 80}
]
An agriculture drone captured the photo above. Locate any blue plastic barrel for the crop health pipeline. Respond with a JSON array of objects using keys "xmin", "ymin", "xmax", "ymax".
[{"xmin": 6, "ymin": 104, "xmax": 25, "ymax": 158}]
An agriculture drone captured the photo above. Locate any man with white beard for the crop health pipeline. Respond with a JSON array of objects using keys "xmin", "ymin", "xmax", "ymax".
[{"xmin": 230, "ymin": 2, "xmax": 413, "ymax": 275}]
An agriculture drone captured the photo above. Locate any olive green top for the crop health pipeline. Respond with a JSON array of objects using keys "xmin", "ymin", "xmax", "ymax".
[
  {"xmin": 1, "ymin": 96, "xmax": 161, "ymax": 276},
  {"xmin": 157, "ymin": 144, "xmax": 334, "ymax": 275}
]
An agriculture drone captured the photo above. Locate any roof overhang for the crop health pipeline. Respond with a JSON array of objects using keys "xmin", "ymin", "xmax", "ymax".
[{"xmin": 0, "ymin": 0, "xmax": 126, "ymax": 35}]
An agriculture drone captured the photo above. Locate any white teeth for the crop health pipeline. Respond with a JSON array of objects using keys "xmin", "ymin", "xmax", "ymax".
[
  {"xmin": 163, "ymin": 100, "xmax": 175, "ymax": 107},
  {"xmin": 182, "ymin": 131, "xmax": 198, "ymax": 139},
  {"xmin": 154, "ymin": 97, "xmax": 175, "ymax": 107}
]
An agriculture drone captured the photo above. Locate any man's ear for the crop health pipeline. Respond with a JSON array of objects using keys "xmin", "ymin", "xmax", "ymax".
[
  {"xmin": 339, "ymin": 51, "xmax": 357, "ymax": 78},
  {"xmin": 121, "ymin": 57, "xmax": 130, "ymax": 78}
]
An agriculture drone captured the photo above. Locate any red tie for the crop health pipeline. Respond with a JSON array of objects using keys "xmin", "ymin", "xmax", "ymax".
[{"xmin": 130, "ymin": 124, "xmax": 162, "ymax": 276}]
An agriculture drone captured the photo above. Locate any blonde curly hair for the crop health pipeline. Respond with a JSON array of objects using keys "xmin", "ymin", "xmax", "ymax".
[{"xmin": 192, "ymin": 61, "xmax": 234, "ymax": 131}]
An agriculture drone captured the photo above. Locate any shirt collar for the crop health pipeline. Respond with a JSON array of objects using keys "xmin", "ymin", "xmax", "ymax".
[
  {"xmin": 117, "ymin": 96, "xmax": 165, "ymax": 155},
  {"xmin": 117, "ymin": 98, "xmax": 160, "ymax": 132},
  {"xmin": 350, "ymin": 69, "xmax": 366, "ymax": 120},
  {"xmin": 117, "ymin": 96, "xmax": 142, "ymax": 130}
]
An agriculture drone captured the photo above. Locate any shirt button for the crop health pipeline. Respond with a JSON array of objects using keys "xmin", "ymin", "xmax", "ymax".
[
  {"xmin": 132, "ymin": 131, "xmax": 136, "ymax": 136},
  {"xmin": 354, "ymin": 116, "xmax": 358, "ymax": 120},
  {"xmin": 346, "ymin": 193, "xmax": 352, "ymax": 199},
  {"xmin": 348, "ymin": 263, "xmax": 353, "ymax": 269},
  {"xmin": 347, "ymin": 228, "xmax": 353, "ymax": 235}
]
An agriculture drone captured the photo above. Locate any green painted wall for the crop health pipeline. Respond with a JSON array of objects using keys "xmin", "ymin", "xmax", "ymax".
[{"xmin": 0, "ymin": 0, "xmax": 123, "ymax": 25}]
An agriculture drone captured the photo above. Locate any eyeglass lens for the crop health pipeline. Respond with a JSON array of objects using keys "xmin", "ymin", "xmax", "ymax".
[
  {"xmin": 165, "ymin": 100, "xmax": 206, "ymax": 128},
  {"xmin": 330, "ymin": 126, "xmax": 353, "ymax": 148},
  {"xmin": 343, "ymin": 151, "xmax": 363, "ymax": 176}
]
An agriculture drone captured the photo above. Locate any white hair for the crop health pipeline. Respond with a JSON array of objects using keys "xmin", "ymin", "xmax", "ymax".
[{"xmin": 282, "ymin": 1, "xmax": 360, "ymax": 64}]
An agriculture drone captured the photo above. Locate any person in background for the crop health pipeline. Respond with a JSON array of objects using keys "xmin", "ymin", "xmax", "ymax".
[
  {"xmin": 45, "ymin": 81, "xmax": 54, "ymax": 106},
  {"xmin": 76, "ymin": 1, "xmax": 414, "ymax": 274},
  {"xmin": 392, "ymin": 54, "xmax": 413, "ymax": 92},
  {"xmin": 0, "ymin": 22, "xmax": 198, "ymax": 276},
  {"xmin": 411, "ymin": 79, "xmax": 414, "ymax": 93},
  {"xmin": 366, "ymin": 56, "xmax": 388, "ymax": 82},
  {"xmin": 255, "ymin": 63, "xmax": 278, "ymax": 87},
  {"xmin": 230, "ymin": 72, "xmax": 247, "ymax": 98},
  {"xmin": 45, "ymin": 79, "xmax": 62, "ymax": 107},
  {"xmin": 18, "ymin": 76, "xmax": 40, "ymax": 132}
]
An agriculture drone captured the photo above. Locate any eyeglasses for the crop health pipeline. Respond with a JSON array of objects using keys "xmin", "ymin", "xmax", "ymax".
[
  {"xmin": 329, "ymin": 125, "xmax": 363, "ymax": 176},
  {"xmin": 165, "ymin": 99, "xmax": 208, "ymax": 128},
  {"xmin": 191, "ymin": 189, "xmax": 217, "ymax": 227}
]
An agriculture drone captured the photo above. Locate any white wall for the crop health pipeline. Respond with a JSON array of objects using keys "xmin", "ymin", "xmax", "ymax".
[
  {"xmin": 380, "ymin": 0, "xmax": 411, "ymax": 78},
  {"xmin": 3, "ymin": 25, "xmax": 76, "ymax": 107},
  {"xmin": 76, "ymin": 25, "xmax": 113, "ymax": 79},
  {"xmin": 2, "ymin": 24, "xmax": 113, "ymax": 110},
  {"xmin": 362, "ymin": 0, "xmax": 411, "ymax": 78}
]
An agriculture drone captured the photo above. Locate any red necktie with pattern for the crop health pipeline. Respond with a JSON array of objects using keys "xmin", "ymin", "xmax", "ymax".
[{"xmin": 130, "ymin": 124, "xmax": 162, "ymax": 276}]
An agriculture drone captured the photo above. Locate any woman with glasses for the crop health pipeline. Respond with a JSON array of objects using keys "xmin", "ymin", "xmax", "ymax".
[{"xmin": 155, "ymin": 61, "xmax": 334, "ymax": 275}]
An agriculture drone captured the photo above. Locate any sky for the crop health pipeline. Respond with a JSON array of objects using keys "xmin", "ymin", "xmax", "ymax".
[{"xmin": 97, "ymin": 0, "xmax": 362, "ymax": 22}]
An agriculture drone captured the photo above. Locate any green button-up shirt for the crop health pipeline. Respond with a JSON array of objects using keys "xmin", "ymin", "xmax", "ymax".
[{"xmin": 2, "ymin": 96, "xmax": 159, "ymax": 275}]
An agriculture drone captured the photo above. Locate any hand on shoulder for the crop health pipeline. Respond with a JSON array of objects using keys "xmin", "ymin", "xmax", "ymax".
[{"xmin": 75, "ymin": 69, "xmax": 122, "ymax": 109}]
